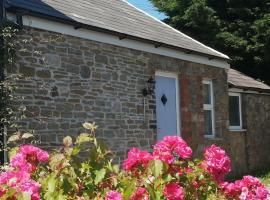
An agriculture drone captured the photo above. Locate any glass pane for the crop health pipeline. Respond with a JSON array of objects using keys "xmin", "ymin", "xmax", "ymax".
[
  {"xmin": 229, "ymin": 96, "xmax": 240, "ymax": 126},
  {"xmin": 204, "ymin": 110, "xmax": 213, "ymax": 135},
  {"xmin": 203, "ymin": 83, "xmax": 211, "ymax": 104}
]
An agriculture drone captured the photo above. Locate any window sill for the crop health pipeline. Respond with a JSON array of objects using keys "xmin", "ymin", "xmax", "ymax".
[
  {"xmin": 204, "ymin": 136, "xmax": 223, "ymax": 141},
  {"xmin": 228, "ymin": 129, "xmax": 247, "ymax": 132}
]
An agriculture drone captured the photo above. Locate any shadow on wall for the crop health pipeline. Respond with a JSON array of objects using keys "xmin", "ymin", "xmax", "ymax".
[{"xmin": 6, "ymin": 0, "xmax": 75, "ymax": 23}]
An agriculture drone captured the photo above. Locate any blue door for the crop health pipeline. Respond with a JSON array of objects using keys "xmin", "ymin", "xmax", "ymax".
[{"xmin": 155, "ymin": 75, "xmax": 179, "ymax": 140}]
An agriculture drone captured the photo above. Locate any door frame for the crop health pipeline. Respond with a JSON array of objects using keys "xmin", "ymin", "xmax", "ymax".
[{"xmin": 155, "ymin": 71, "xmax": 181, "ymax": 137}]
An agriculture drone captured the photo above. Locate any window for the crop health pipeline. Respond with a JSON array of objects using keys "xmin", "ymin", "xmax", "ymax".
[
  {"xmin": 203, "ymin": 80, "xmax": 215, "ymax": 137},
  {"xmin": 229, "ymin": 93, "xmax": 242, "ymax": 130}
]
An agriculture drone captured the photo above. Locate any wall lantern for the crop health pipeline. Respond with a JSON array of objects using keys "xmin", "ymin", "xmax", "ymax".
[{"xmin": 142, "ymin": 76, "xmax": 155, "ymax": 97}]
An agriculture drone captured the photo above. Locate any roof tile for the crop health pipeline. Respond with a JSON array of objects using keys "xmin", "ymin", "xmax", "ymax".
[
  {"xmin": 228, "ymin": 69, "xmax": 270, "ymax": 92},
  {"xmin": 6, "ymin": 0, "xmax": 229, "ymax": 60}
]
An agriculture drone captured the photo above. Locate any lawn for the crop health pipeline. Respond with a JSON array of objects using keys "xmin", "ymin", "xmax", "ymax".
[{"xmin": 259, "ymin": 171, "xmax": 270, "ymax": 190}]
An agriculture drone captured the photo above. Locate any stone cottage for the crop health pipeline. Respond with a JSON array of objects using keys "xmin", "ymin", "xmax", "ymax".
[{"xmin": 1, "ymin": 0, "xmax": 269, "ymax": 176}]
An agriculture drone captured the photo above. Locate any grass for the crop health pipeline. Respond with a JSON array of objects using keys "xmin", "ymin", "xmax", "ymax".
[{"xmin": 258, "ymin": 171, "xmax": 270, "ymax": 189}]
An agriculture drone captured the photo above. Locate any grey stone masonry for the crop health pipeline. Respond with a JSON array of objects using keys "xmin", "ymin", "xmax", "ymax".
[
  {"xmin": 10, "ymin": 27, "xmax": 229, "ymax": 163},
  {"xmin": 242, "ymin": 94, "xmax": 270, "ymax": 173}
]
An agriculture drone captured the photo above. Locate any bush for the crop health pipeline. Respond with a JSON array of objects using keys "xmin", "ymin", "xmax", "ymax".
[{"xmin": 0, "ymin": 123, "xmax": 269, "ymax": 200}]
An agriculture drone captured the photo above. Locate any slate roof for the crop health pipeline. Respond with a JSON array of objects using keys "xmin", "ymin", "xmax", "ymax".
[
  {"xmin": 228, "ymin": 69, "xmax": 270, "ymax": 93},
  {"xmin": 6, "ymin": 0, "xmax": 229, "ymax": 60}
]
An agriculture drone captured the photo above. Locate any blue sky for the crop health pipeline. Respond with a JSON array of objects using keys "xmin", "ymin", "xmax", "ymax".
[{"xmin": 127, "ymin": 0, "xmax": 166, "ymax": 20}]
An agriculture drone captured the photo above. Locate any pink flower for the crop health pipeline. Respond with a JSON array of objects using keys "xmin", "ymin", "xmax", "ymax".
[
  {"xmin": 185, "ymin": 167, "xmax": 193, "ymax": 173},
  {"xmin": 220, "ymin": 176, "xmax": 269, "ymax": 200},
  {"xmin": 192, "ymin": 181, "xmax": 200, "ymax": 189},
  {"xmin": 219, "ymin": 182, "xmax": 240, "ymax": 198},
  {"xmin": 241, "ymin": 176, "xmax": 269, "ymax": 200},
  {"xmin": 20, "ymin": 179, "xmax": 41, "ymax": 200},
  {"xmin": 0, "ymin": 188, "xmax": 6, "ymax": 197},
  {"xmin": 203, "ymin": 145, "xmax": 231, "ymax": 182},
  {"xmin": 20, "ymin": 145, "xmax": 49, "ymax": 162},
  {"xmin": 131, "ymin": 187, "xmax": 150, "ymax": 200},
  {"xmin": 10, "ymin": 153, "xmax": 32, "ymax": 172},
  {"xmin": 11, "ymin": 145, "xmax": 49, "ymax": 172},
  {"xmin": 163, "ymin": 183, "xmax": 184, "ymax": 200},
  {"xmin": 256, "ymin": 186, "xmax": 269, "ymax": 199},
  {"xmin": 153, "ymin": 136, "xmax": 192, "ymax": 164},
  {"xmin": 0, "ymin": 171, "xmax": 40, "ymax": 199},
  {"xmin": 0, "ymin": 171, "xmax": 30, "ymax": 186},
  {"xmin": 123, "ymin": 148, "xmax": 153, "ymax": 171},
  {"xmin": 105, "ymin": 191, "xmax": 122, "ymax": 200}
]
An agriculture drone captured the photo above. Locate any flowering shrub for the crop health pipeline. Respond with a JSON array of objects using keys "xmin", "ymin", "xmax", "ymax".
[
  {"xmin": 10, "ymin": 145, "xmax": 49, "ymax": 173},
  {"xmin": 105, "ymin": 191, "xmax": 122, "ymax": 200},
  {"xmin": 0, "ymin": 123, "xmax": 269, "ymax": 200},
  {"xmin": 123, "ymin": 148, "xmax": 153, "ymax": 171},
  {"xmin": 153, "ymin": 136, "xmax": 192, "ymax": 164},
  {"xmin": 163, "ymin": 183, "xmax": 185, "ymax": 200},
  {"xmin": 202, "ymin": 145, "xmax": 231, "ymax": 182},
  {"xmin": 221, "ymin": 176, "xmax": 269, "ymax": 199}
]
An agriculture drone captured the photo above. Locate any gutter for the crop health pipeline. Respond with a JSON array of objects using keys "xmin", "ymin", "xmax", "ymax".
[{"xmin": 6, "ymin": 6, "xmax": 230, "ymax": 63}]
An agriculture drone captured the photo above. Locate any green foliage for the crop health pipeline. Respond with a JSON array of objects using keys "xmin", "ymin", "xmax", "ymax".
[
  {"xmin": 258, "ymin": 170, "xmax": 270, "ymax": 187},
  {"xmin": 150, "ymin": 0, "xmax": 270, "ymax": 84},
  {"xmin": 0, "ymin": 22, "xmax": 23, "ymax": 162},
  {"xmin": 1, "ymin": 123, "xmax": 269, "ymax": 199},
  {"xmin": 0, "ymin": 22, "xmax": 50, "ymax": 162},
  {"xmin": 37, "ymin": 130, "xmax": 116, "ymax": 200}
]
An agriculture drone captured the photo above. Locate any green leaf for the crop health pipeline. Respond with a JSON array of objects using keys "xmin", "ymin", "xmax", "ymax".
[
  {"xmin": 164, "ymin": 174, "xmax": 173, "ymax": 182},
  {"xmin": 123, "ymin": 180, "xmax": 136, "ymax": 200},
  {"xmin": 154, "ymin": 190, "xmax": 163, "ymax": 200},
  {"xmin": 112, "ymin": 164, "xmax": 119, "ymax": 173},
  {"xmin": 76, "ymin": 133, "xmax": 93, "ymax": 144},
  {"xmin": 199, "ymin": 174, "xmax": 205, "ymax": 181},
  {"xmin": 7, "ymin": 133, "xmax": 21, "ymax": 143},
  {"xmin": 94, "ymin": 168, "xmax": 106, "ymax": 185},
  {"xmin": 21, "ymin": 132, "xmax": 34, "ymax": 139},
  {"xmin": 49, "ymin": 153, "xmax": 68, "ymax": 170},
  {"xmin": 149, "ymin": 160, "xmax": 164, "ymax": 178},
  {"xmin": 8, "ymin": 147, "xmax": 19, "ymax": 160},
  {"xmin": 147, "ymin": 186, "xmax": 156, "ymax": 200},
  {"xmin": 82, "ymin": 122, "xmax": 98, "ymax": 131},
  {"xmin": 17, "ymin": 192, "xmax": 31, "ymax": 200},
  {"xmin": 71, "ymin": 146, "xmax": 80, "ymax": 156},
  {"xmin": 47, "ymin": 174, "xmax": 57, "ymax": 192}
]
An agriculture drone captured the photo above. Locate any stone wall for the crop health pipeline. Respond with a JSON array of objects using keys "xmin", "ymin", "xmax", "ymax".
[
  {"xmin": 9, "ymin": 27, "xmax": 229, "ymax": 163},
  {"xmin": 242, "ymin": 94, "xmax": 270, "ymax": 173}
]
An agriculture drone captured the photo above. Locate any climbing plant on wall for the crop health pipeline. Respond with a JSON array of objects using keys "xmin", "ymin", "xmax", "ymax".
[
  {"xmin": 0, "ymin": 22, "xmax": 26, "ymax": 162},
  {"xmin": 0, "ymin": 20, "xmax": 66, "ymax": 163}
]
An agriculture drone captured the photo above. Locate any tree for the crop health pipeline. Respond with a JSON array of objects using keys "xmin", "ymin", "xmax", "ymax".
[{"xmin": 150, "ymin": 0, "xmax": 270, "ymax": 84}]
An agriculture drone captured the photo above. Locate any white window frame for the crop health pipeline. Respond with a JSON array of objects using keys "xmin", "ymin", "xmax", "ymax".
[
  {"xmin": 203, "ymin": 80, "xmax": 215, "ymax": 138},
  {"xmin": 229, "ymin": 92, "xmax": 243, "ymax": 130}
]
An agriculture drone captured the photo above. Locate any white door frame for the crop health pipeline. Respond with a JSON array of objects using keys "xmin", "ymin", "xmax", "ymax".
[{"xmin": 155, "ymin": 71, "xmax": 181, "ymax": 137}]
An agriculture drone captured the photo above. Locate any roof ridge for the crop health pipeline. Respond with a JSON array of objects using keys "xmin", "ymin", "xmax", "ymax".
[{"xmin": 122, "ymin": 0, "xmax": 229, "ymax": 59}]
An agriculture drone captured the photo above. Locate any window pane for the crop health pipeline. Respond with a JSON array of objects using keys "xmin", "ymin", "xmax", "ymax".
[
  {"xmin": 203, "ymin": 84, "xmax": 211, "ymax": 104},
  {"xmin": 229, "ymin": 96, "xmax": 240, "ymax": 126},
  {"xmin": 204, "ymin": 110, "xmax": 213, "ymax": 135}
]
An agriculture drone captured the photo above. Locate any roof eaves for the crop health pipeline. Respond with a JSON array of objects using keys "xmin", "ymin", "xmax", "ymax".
[{"xmin": 7, "ymin": 5, "xmax": 230, "ymax": 62}]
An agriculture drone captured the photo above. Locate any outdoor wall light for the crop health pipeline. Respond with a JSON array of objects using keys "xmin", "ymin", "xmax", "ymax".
[{"xmin": 142, "ymin": 76, "xmax": 155, "ymax": 97}]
